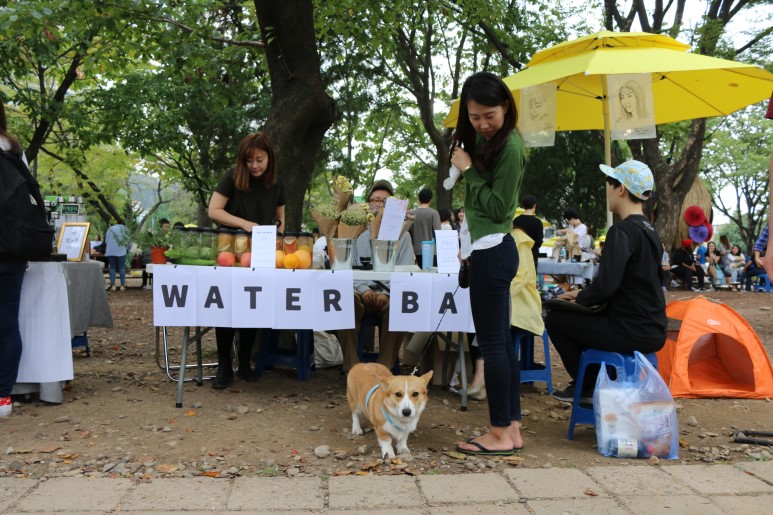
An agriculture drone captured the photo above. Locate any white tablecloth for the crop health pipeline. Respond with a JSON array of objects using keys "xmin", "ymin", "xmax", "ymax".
[
  {"xmin": 537, "ymin": 258, "xmax": 597, "ymax": 280},
  {"xmin": 13, "ymin": 261, "xmax": 113, "ymax": 402}
]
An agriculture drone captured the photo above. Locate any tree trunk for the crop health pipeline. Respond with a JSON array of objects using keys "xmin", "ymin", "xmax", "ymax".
[{"xmin": 253, "ymin": 0, "xmax": 339, "ymax": 231}]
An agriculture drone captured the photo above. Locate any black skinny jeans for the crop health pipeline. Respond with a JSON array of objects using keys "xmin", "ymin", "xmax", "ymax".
[
  {"xmin": 469, "ymin": 234, "xmax": 519, "ymax": 427},
  {"xmin": 545, "ymin": 310, "xmax": 664, "ymax": 391}
]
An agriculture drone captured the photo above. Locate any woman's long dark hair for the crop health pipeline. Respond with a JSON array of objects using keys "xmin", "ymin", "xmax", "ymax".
[
  {"xmin": 450, "ymin": 72, "xmax": 518, "ymax": 172},
  {"xmin": 0, "ymin": 103, "xmax": 23, "ymax": 155}
]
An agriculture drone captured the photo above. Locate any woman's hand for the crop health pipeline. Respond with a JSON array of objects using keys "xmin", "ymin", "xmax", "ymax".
[{"xmin": 450, "ymin": 146, "xmax": 473, "ymax": 171}]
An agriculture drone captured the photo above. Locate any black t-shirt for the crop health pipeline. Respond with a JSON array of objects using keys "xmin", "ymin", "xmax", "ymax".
[
  {"xmin": 513, "ymin": 214, "xmax": 543, "ymax": 266},
  {"xmin": 576, "ymin": 214, "xmax": 667, "ymax": 347},
  {"xmin": 214, "ymin": 172, "xmax": 285, "ymax": 227}
]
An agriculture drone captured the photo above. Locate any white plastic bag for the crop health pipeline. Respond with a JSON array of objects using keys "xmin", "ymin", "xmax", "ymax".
[
  {"xmin": 313, "ymin": 331, "xmax": 343, "ymax": 368},
  {"xmin": 594, "ymin": 351, "xmax": 679, "ymax": 459}
]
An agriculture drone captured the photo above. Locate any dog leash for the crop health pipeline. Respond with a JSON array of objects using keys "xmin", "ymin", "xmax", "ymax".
[{"xmin": 410, "ymin": 283, "xmax": 461, "ymax": 376}]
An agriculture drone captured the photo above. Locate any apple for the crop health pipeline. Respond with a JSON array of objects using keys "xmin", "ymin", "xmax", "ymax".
[
  {"xmin": 217, "ymin": 251, "xmax": 236, "ymax": 267},
  {"xmin": 240, "ymin": 252, "xmax": 251, "ymax": 267}
]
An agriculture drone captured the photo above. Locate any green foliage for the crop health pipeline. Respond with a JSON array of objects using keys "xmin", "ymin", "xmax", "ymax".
[
  {"xmin": 522, "ymin": 131, "xmax": 607, "ymax": 235},
  {"xmin": 701, "ymin": 103, "xmax": 771, "ymax": 254}
]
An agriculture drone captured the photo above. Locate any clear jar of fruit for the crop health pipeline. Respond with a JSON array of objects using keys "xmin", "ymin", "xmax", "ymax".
[
  {"xmin": 283, "ymin": 232, "xmax": 299, "ymax": 254},
  {"xmin": 276, "ymin": 231, "xmax": 284, "ymax": 251},
  {"xmin": 233, "ymin": 229, "xmax": 251, "ymax": 260},
  {"xmin": 216, "ymin": 228, "xmax": 235, "ymax": 254},
  {"xmin": 199, "ymin": 228, "xmax": 216, "ymax": 261},
  {"xmin": 297, "ymin": 232, "xmax": 313, "ymax": 254}
]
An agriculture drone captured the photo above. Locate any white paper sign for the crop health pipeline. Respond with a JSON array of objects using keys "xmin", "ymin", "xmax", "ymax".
[
  {"xmin": 388, "ymin": 272, "xmax": 433, "ymax": 332},
  {"xmin": 519, "ymin": 83, "xmax": 557, "ymax": 148},
  {"xmin": 312, "ymin": 270, "xmax": 355, "ymax": 330},
  {"xmin": 274, "ymin": 269, "xmax": 313, "ymax": 329},
  {"xmin": 153, "ymin": 265, "xmax": 197, "ymax": 327},
  {"xmin": 608, "ymin": 73, "xmax": 656, "ymax": 141},
  {"xmin": 251, "ymin": 225, "xmax": 277, "ymax": 268},
  {"xmin": 377, "ymin": 197, "xmax": 408, "ymax": 241},
  {"xmin": 431, "ymin": 274, "xmax": 471, "ymax": 332},
  {"xmin": 195, "ymin": 267, "xmax": 233, "ymax": 327},
  {"xmin": 230, "ymin": 267, "xmax": 275, "ymax": 328},
  {"xmin": 435, "ymin": 230, "xmax": 460, "ymax": 273}
]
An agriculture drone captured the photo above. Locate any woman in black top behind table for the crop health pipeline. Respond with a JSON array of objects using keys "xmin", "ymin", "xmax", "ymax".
[
  {"xmin": 545, "ymin": 160, "xmax": 667, "ymax": 402},
  {"xmin": 450, "ymin": 72, "xmax": 525, "ymax": 456},
  {"xmin": 207, "ymin": 133, "xmax": 285, "ymax": 389}
]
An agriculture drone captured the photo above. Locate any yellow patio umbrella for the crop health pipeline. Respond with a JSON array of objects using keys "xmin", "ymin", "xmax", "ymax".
[
  {"xmin": 444, "ymin": 31, "xmax": 773, "ymax": 224},
  {"xmin": 444, "ymin": 31, "xmax": 773, "ymax": 132}
]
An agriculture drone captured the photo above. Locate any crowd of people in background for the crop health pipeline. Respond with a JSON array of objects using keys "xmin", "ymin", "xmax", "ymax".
[{"xmin": 667, "ymin": 226, "xmax": 769, "ymax": 293}]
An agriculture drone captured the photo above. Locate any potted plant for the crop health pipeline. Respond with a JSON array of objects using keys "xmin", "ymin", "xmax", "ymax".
[{"xmin": 136, "ymin": 229, "xmax": 173, "ymax": 264}]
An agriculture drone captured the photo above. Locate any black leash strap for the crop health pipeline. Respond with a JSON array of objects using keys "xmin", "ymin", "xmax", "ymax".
[{"xmin": 410, "ymin": 283, "xmax": 461, "ymax": 376}]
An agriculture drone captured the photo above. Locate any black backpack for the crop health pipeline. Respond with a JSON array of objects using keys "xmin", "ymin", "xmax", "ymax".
[{"xmin": 0, "ymin": 148, "xmax": 54, "ymax": 261}]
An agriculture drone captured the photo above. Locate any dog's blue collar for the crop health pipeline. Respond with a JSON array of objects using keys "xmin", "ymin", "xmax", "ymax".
[{"xmin": 364, "ymin": 384, "xmax": 404, "ymax": 432}]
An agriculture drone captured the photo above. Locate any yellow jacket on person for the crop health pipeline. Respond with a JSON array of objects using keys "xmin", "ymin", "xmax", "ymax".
[{"xmin": 510, "ymin": 228, "xmax": 545, "ymax": 336}]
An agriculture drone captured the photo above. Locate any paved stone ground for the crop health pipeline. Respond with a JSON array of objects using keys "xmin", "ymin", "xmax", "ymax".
[{"xmin": 0, "ymin": 461, "xmax": 771, "ymax": 513}]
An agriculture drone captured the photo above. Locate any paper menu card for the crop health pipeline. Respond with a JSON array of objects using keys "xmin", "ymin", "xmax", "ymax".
[
  {"xmin": 435, "ymin": 230, "xmax": 460, "ymax": 273},
  {"xmin": 377, "ymin": 197, "xmax": 408, "ymax": 241},
  {"xmin": 250, "ymin": 225, "xmax": 277, "ymax": 268}
]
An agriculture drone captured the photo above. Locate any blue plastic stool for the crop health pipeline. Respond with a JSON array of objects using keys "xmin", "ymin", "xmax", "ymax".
[
  {"xmin": 755, "ymin": 274, "xmax": 771, "ymax": 293},
  {"xmin": 255, "ymin": 329, "xmax": 315, "ymax": 381},
  {"xmin": 358, "ymin": 315, "xmax": 400, "ymax": 375},
  {"xmin": 567, "ymin": 350, "xmax": 658, "ymax": 440},
  {"xmin": 513, "ymin": 328, "xmax": 553, "ymax": 394}
]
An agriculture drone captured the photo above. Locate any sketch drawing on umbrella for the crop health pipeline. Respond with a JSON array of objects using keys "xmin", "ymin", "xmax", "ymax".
[{"xmin": 443, "ymin": 30, "xmax": 773, "ymax": 226}]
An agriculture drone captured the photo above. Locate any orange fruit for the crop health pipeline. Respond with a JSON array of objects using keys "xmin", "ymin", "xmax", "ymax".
[
  {"xmin": 295, "ymin": 249, "xmax": 312, "ymax": 269},
  {"xmin": 298, "ymin": 245, "xmax": 311, "ymax": 253},
  {"xmin": 275, "ymin": 250, "xmax": 285, "ymax": 268},
  {"xmin": 283, "ymin": 253, "xmax": 300, "ymax": 269}
]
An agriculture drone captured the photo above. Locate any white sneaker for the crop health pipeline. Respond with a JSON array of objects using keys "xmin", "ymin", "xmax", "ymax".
[
  {"xmin": 119, "ymin": 286, "xmax": 126, "ymax": 292},
  {"xmin": 0, "ymin": 397, "xmax": 11, "ymax": 417}
]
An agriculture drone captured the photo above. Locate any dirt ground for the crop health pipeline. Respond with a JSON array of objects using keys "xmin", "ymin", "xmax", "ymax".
[{"xmin": 2, "ymin": 281, "xmax": 772, "ymax": 479}]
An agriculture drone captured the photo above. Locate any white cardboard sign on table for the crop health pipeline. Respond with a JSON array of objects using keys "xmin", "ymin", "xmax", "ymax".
[
  {"xmin": 230, "ymin": 267, "xmax": 275, "ymax": 328},
  {"xmin": 434, "ymin": 229, "xmax": 460, "ymax": 273},
  {"xmin": 153, "ymin": 265, "xmax": 198, "ymax": 327},
  {"xmin": 195, "ymin": 267, "xmax": 233, "ymax": 327},
  {"xmin": 273, "ymin": 269, "xmax": 313, "ymax": 329},
  {"xmin": 312, "ymin": 270, "xmax": 355, "ymax": 330},
  {"xmin": 377, "ymin": 197, "xmax": 408, "ymax": 241},
  {"xmin": 431, "ymin": 273, "xmax": 471, "ymax": 332},
  {"xmin": 250, "ymin": 225, "xmax": 277, "ymax": 268},
  {"xmin": 388, "ymin": 272, "xmax": 433, "ymax": 332}
]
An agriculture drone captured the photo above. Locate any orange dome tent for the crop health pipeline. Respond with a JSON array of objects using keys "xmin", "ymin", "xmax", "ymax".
[{"xmin": 657, "ymin": 296, "xmax": 773, "ymax": 398}]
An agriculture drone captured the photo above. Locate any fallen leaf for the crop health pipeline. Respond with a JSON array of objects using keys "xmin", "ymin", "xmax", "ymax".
[
  {"xmin": 584, "ymin": 488, "xmax": 599, "ymax": 496},
  {"xmin": 156, "ymin": 464, "xmax": 179, "ymax": 473},
  {"xmin": 355, "ymin": 471, "xmax": 370, "ymax": 475},
  {"xmin": 390, "ymin": 458, "xmax": 403, "ymax": 465},
  {"xmin": 444, "ymin": 451, "xmax": 467, "ymax": 460},
  {"xmin": 360, "ymin": 460, "xmax": 384, "ymax": 471},
  {"xmin": 331, "ymin": 470, "xmax": 352, "ymax": 476},
  {"xmin": 679, "ymin": 438, "xmax": 688, "ymax": 448},
  {"xmin": 199, "ymin": 471, "xmax": 220, "ymax": 477},
  {"xmin": 185, "ymin": 410, "xmax": 197, "ymax": 417},
  {"xmin": 38, "ymin": 445, "xmax": 61, "ymax": 453}
]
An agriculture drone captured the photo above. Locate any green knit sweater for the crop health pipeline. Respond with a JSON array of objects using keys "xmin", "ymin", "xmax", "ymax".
[{"xmin": 464, "ymin": 131, "xmax": 525, "ymax": 242}]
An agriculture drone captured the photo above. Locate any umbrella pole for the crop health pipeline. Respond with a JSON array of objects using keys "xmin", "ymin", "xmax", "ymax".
[{"xmin": 603, "ymin": 80, "xmax": 613, "ymax": 229}]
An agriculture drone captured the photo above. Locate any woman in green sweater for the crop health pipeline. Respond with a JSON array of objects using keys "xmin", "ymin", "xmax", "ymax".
[{"xmin": 451, "ymin": 72, "xmax": 525, "ymax": 455}]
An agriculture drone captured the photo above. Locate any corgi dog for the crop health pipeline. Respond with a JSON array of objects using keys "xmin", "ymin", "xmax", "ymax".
[{"xmin": 346, "ymin": 363, "xmax": 433, "ymax": 460}]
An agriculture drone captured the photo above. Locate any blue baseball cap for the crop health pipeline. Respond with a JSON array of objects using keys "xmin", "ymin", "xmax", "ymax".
[{"xmin": 599, "ymin": 160, "xmax": 654, "ymax": 200}]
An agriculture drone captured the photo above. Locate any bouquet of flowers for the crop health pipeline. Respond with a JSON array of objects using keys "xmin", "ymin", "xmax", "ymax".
[
  {"xmin": 311, "ymin": 175, "xmax": 354, "ymax": 239},
  {"xmin": 338, "ymin": 202, "xmax": 373, "ymax": 239},
  {"xmin": 311, "ymin": 201, "xmax": 341, "ymax": 240}
]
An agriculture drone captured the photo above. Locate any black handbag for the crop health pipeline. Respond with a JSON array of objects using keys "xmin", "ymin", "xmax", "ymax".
[{"xmin": 458, "ymin": 259, "xmax": 470, "ymax": 288}]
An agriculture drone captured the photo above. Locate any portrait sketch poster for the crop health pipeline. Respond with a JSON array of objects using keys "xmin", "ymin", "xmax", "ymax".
[
  {"xmin": 519, "ymin": 83, "xmax": 556, "ymax": 148},
  {"xmin": 608, "ymin": 73, "xmax": 656, "ymax": 141}
]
